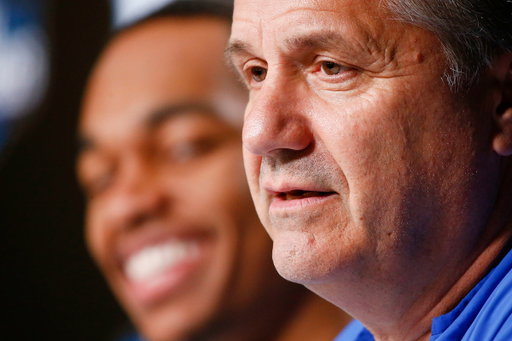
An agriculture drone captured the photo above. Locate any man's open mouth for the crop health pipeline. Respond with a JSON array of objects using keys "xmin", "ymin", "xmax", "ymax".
[{"xmin": 278, "ymin": 190, "xmax": 336, "ymax": 200}]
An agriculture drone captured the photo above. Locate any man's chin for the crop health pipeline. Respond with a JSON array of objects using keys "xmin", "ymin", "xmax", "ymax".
[
  {"xmin": 271, "ymin": 228, "xmax": 351, "ymax": 287},
  {"xmin": 272, "ymin": 236, "xmax": 323, "ymax": 284}
]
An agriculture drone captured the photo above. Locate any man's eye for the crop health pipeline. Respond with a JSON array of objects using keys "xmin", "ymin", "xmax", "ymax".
[
  {"xmin": 321, "ymin": 61, "xmax": 342, "ymax": 75},
  {"xmin": 163, "ymin": 137, "xmax": 222, "ymax": 163},
  {"xmin": 77, "ymin": 155, "xmax": 114, "ymax": 199},
  {"xmin": 91, "ymin": 175, "xmax": 112, "ymax": 196},
  {"xmin": 251, "ymin": 66, "xmax": 267, "ymax": 82},
  {"xmin": 81, "ymin": 172, "xmax": 113, "ymax": 199}
]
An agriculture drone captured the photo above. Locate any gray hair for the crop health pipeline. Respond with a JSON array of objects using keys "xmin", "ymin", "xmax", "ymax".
[{"xmin": 387, "ymin": 0, "xmax": 512, "ymax": 90}]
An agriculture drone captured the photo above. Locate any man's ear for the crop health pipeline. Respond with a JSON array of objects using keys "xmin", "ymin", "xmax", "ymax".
[{"xmin": 492, "ymin": 53, "xmax": 512, "ymax": 156}]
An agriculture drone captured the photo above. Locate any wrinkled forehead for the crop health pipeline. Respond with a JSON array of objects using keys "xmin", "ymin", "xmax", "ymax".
[
  {"xmin": 232, "ymin": 0, "xmax": 389, "ymax": 38},
  {"xmin": 230, "ymin": 0, "xmax": 410, "ymax": 65}
]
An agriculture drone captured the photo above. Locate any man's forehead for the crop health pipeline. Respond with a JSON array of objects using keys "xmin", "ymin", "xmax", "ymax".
[
  {"xmin": 230, "ymin": 0, "xmax": 394, "ymax": 64},
  {"xmin": 233, "ymin": 0, "xmax": 384, "ymax": 23},
  {"xmin": 232, "ymin": 0, "xmax": 389, "ymax": 47}
]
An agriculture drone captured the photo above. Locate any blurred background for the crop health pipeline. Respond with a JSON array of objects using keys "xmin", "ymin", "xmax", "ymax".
[{"xmin": 1, "ymin": 0, "xmax": 177, "ymax": 339}]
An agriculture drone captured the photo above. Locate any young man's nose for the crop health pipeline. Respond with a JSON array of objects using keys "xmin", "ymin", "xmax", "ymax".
[
  {"xmin": 242, "ymin": 79, "xmax": 313, "ymax": 156},
  {"xmin": 105, "ymin": 158, "xmax": 168, "ymax": 231}
]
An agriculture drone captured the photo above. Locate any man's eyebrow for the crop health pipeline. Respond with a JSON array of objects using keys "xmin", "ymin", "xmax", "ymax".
[
  {"xmin": 226, "ymin": 32, "xmax": 364, "ymax": 62},
  {"xmin": 76, "ymin": 103, "xmax": 217, "ymax": 153},
  {"xmin": 282, "ymin": 32, "xmax": 349, "ymax": 53},
  {"xmin": 225, "ymin": 40, "xmax": 254, "ymax": 63},
  {"xmin": 145, "ymin": 102, "xmax": 217, "ymax": 128}
]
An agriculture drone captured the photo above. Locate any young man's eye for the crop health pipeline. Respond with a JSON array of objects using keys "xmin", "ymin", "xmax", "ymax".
[
  {"xmin": 163, "ymin": 137, "xmax": 222, "ymax": 163},
  {"xmin": 251, "ymin": 66, "xmax": 267, "ymax": 82},
  {"xmin": 321, "ymin": 61, "xmax": 342, "ymax": 75},
  {"xmin": 77, "ymin": 154, "xmax": 114, "ymax": 199},
  {"xmin": 88, "ymin": 174, "xmax": 113, "ymax": 197}
]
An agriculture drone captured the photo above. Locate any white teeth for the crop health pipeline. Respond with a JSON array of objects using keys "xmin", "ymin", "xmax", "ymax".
[{"xmin": 124, "ymin": 241, "xmax": 199, "ymax": 282}]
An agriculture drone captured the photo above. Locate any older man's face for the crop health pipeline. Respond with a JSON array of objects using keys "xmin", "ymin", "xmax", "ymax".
[{"xmin": 229, "ymin": 0, "xmax": 500, "ymax": 293}]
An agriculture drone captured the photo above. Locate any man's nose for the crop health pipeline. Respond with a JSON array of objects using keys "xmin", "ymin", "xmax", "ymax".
[
  {"xmin": 243, "ymin": 79, "xmax": 313, "ymax": 156},
  {"xmin": 106, "ymin": 159, "xmax": 167, "ymax": 231}
]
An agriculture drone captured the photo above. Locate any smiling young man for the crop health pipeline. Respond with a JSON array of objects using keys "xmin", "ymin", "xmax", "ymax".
[
  {"xmin": 76, "ymin": 1, "xmax": 350, "ymax": 341},
  {"xmin": 228, "ymin": 0, "xmax": 512, "ymax": 340}
]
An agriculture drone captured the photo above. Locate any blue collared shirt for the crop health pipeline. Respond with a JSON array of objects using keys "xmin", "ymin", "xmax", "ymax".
[{"xmin": 335, "ymin": 248, "xmax": 512, "ymax": 341}]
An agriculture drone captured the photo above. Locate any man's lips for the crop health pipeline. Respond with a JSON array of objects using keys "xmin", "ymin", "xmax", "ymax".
[
  {"xmin": 277, "ymin": 189, "xmax": 336, "ymax": 201},
  {"xmin": 269, "ymin": 190, "xmax": 337, "ymax": 213},
  {"xmin": 264, "ymin": 183, "xmax": 338, "ymax": 212},
  {"xmin": 264, "ymin": 182, "xmax": 337, "ymax": 199}
]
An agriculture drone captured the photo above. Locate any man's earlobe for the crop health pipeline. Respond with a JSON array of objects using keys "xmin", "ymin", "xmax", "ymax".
[{"xmin": 492, "ymin": 56, "xmax": 512, "ymax": 156}]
